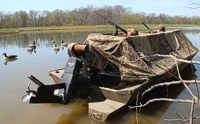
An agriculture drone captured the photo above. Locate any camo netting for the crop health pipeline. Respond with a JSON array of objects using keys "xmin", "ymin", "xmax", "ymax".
[{"xmin": 84, "ymin": 30, "xmax": 198, "ymax": 82}]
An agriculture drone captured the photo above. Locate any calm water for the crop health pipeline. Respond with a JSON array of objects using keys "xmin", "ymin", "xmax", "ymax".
[{"xmin": 0, "ymin": 28, "xmax": 200, "ymax": 124}]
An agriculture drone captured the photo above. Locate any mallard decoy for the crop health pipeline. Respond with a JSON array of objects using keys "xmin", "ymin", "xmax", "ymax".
[{"xmin": 3, "ymin": 53, "xmax": 18, "ymax": 60}]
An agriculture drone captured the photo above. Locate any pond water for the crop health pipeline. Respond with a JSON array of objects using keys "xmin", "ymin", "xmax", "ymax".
[{"xmin": 0, "ymin": 28, "xmax": 200, "ymax": 124}]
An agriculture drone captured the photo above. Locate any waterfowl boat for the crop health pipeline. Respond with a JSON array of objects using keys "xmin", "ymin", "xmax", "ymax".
[{"xmin": 23, "ymin": 29, "xmax": 198, "ymax": 122}]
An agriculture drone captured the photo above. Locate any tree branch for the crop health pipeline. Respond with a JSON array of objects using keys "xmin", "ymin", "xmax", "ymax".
[
  {"xmin": 141, "ymin": 80, "xmax": 200, "ymax": 98},
  {"xmin": 129, "ymin": 98, "xmax": 198, "ymax": 109}
]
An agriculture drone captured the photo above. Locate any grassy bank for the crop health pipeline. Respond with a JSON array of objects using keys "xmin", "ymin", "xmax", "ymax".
[{"xmin": 0, "ymin": 24, "xmax": 198, "ymax": 35}]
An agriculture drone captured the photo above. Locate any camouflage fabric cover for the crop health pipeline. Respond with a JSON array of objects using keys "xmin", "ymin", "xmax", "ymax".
[{"xmin": 84, "ymin": 29, "xmax": 198, "ymax": 82}]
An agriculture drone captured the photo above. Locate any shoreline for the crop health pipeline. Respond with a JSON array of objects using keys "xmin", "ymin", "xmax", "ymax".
[{"xmin": 0, "ymin": 24, "xmax": 198, "ymax": 36}]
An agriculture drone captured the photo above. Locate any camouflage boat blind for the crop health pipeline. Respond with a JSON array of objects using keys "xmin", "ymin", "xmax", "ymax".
[{"xmin": 84, "ymin": 30, "xmax": 198, "ymax": 82}]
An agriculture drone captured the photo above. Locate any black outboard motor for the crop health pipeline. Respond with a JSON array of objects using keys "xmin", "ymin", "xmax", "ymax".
[
  {"xmin": 61, "ymin": 57, "xmax": 91, "ymax": 103},
  {"xmin": 22, "ymin": 57, "xmax": 91, "ymax": 104}
]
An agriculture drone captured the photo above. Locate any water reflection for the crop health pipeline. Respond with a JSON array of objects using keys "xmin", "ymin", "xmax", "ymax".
[
  {"xmin": 3, "ymin": 58, "xmax": 18, "ymax": 65},
  {"xmin": 27, "ymin": 46, "xmax": 37, "ymax": 54},
  {"xmin": 56, "ymin": 100, "xmax": 88, "ymax": 124},
  {"xmin": 0, "ymin": 28, "xmax": 200, "ymax": 124},
  {"xmin": 0, "ymin": 31, "xmax": 91, "ymax": 48},
  {"xmin": 42, "ymin": 99, "xmax": 89, "ymax": 124},
  {"xmin": 0, "ymin": 30, "xmax": 199, "ymax": 48},
  {"xmin": 169, "ymin": 26, "xmax": 200, "ymax": 31}
]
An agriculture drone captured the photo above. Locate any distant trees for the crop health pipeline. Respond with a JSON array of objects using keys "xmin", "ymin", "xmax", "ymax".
[
  {"xmin": 187, "ymin": 0, "xmax": 200, "ymax": 9},
  {"xmin": 0, "ymin": 5, "xmax": 200, "ymax": 28}
]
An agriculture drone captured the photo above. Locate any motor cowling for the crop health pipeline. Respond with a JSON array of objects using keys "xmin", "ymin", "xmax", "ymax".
[{"xmin": 61, "ymin": 57, "xmax": 92, "ymax": 103}]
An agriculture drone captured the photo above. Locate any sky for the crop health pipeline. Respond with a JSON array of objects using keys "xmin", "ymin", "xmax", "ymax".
[{"xmin": 0, "ymin": 0, "xmax": 199, "ymax": 17}]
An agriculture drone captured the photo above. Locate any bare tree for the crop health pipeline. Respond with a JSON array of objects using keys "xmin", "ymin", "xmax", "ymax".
[
  {"xmin": 0, "ymin": 11, "xmax": 5, "ymax": 28},
  {"xmin": 146, "ymin": 13, "xmax": 156, "ymax": 24},
  {"xmin": 14, "ymin": 11, "xmax": 28, "ymax": 27},
  {"xmin": 29, "ymin": 10, "xmax": 39, "ymax": 27},
  {"xmin": 187, "ymin": 0, "xmax": 200, "ymax": 9}
]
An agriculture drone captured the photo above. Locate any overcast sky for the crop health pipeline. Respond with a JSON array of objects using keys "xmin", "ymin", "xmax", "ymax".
[{"xmin": 0, "ymin": 0, "xmax": 199, "ymax": 17}]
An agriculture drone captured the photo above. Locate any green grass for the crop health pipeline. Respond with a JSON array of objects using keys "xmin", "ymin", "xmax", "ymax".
[
  {"xmin": 0, "ymin": 28, "xmax": 19, "ymax": 32},
  {"xmin": 0, "ymin": 24, "xmax": 199, "ymax": 35}
]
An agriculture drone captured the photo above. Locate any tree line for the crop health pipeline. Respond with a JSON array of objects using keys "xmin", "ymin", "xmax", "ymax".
[{"xmin": 0, "ymin": 5, "xmax": 200, "ymax": 28}]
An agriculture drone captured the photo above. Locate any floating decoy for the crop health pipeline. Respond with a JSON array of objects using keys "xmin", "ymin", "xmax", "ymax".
[
  {"xmin": 53, "ymin": 44, "xmax": 60, "ymax": 54},
  {"xmin": 50, "ymin": 37, "xmax": 55, "ymax": 44},
  {"xmin": 61, "ymin": 40, "xmax": 68, "ymax": 47},
  {"xmin": 27, "ymin": 41, "xmax": 37, "ymax": 54},
  {"xmin": 28, "ymin": 41, "xmax": 36, "ymax": 48},
  {"xmin": 3, "ymin": 53, "xmax": 18, "ymax": 60}
]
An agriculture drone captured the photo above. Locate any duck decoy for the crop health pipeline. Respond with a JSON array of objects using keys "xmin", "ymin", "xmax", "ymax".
[
  {"xmin": 3, "ymin": 53, "xmax": 18, "ymax": 60},
  {"xmin": 28, "ymin": 41, "xmax": 36, "ymax": 48},
  {"xmin": 61, "ymin": 40, "xmax": 68, "ymax": 47},
  {"xmin": 53, "ymin": 44, "xmax": 60, "ymax": 54},
  {"xmin": 27, "ymin": 41, "xmax": 37, "ymax": 54},
  {"xmin": 50, "ymin": 37, "xmax": 55, "ymax": 44}
]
